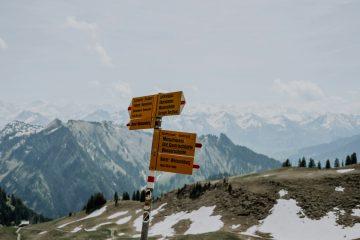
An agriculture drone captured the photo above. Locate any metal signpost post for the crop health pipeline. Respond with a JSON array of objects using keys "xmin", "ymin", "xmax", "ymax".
[{"xmin": 127, "ymin": 91, "xmax": 202, "ymax": 240}]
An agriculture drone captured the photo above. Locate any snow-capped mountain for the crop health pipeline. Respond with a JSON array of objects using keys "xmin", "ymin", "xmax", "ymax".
[
  {"xmin": 2, "ymin": 100, "xmax": 360, "ymax": 158},
  {"xmin": 0, "ymin": 120, "xmax": 279, "ymax": 218},
  {"xmin": 162, "ymin": 112, "xmax": 360, "ymax": 158}
]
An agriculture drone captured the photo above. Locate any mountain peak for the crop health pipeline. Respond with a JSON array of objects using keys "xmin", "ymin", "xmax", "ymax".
[{"xmin": 0, "ymin": 120, "xmax": 42, "ymax": 140}]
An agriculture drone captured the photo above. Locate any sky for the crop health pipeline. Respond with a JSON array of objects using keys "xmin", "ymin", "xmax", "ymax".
[{"xmin": 0, "ymin": 0, "xmax": 360, "ymax": 114}]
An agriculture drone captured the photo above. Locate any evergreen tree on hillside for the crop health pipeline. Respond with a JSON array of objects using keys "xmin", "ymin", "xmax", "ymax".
[
  {"xmin": 131, "ymin": 192, "xmax": 136, "ymax": 201},
  {"xmin": 282, "ymin": 159, "xmax": 292, "ymax": 167},
  {"xmin": 317, "ymin": 161, "xmax": 322, "ymax": 169},
  {"xmin": 140, "ymin": 190, "xmax": 146, "ymax": 202},
  {"xmin": 308, "ymin": 158, "xmax": 316, "ymax": 168},
  {"xmin": 114, "ymin": 192, "xmax": 119, "ymax": 206},
  {"xmin": 122, "ymin": 192, "xmax": 130, "ymax": 201},
  {"xmin": 325, "ymin": 159, "xmax": 331, "ymax": 169},
  {"xmin": 136, "ymin": 190, "xmax": 140, "ymax": 201},
  {"xmin": 351, "ymin": 152, "xmax": 357, "ymax": 165},
  {"xmin": 84, "ymin": 192, "xmax": 107, "ymax": 214},
  {"xmin": 299, "ymin": 157, "xmax": 307, "ymax": 168},
  {"xmin": 334, "ymin": 158, "xmax": 340, "ymax": 168},
  {"xmin": 345, "ymin": 155, "xmax": 351, "ymax": 166},
  {"xmin": 298, "ymin": 158, "xmax": 301, "ymax": 167}
]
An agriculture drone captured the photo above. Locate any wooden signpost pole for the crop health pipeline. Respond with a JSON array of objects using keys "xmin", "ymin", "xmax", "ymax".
[
  {"xmin": 127, "ymin": 91, "xmax": 201, "ymax": 240},
  {"xmin": 140, "ymin": 117, "xmax": 161, "ymax": 240}
]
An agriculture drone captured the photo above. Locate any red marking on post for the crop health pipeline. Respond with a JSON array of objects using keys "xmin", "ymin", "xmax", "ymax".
[
  {"xmin": 128, "ymin": 106, "xmax": 132, "ymax": 111},
  {"xmin": 147, "ymin": 176, "xmax": 155, "ymax": 183},
  {"xmin": 195, "ymin": 143, "xmax": 202, "ymax": 148},
  {"xmin": 181, "ymin": 100, "xmax": 186, "ymax": 105},
  {"xmin": 193, "ymin": 164, "xmax": 200, "ymax": 169}
]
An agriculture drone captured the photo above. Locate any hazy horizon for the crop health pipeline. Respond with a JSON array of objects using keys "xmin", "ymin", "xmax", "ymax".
[{"xmin": 1, "ymin": 0, "xmax": 360, "ymax": 114}]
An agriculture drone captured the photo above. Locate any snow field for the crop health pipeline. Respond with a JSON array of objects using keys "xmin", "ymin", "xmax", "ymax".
[
  {"xmin": 133, "ymin": 204, "xmax": 223, "ymax": 239},
  {"xmin": 244, "ymin": 195, "xmax": 360, "ymax": 240},
  {"xmin": 107, "ymin": 210, "xmax": 128, "ymax": 219},
  {"xmin": 58, "ymin": 206, "xmax": 107, "ymax": 228},
  {"xmin": 336, "ymin": 169, "xmax": 355, "ymax": 174}
]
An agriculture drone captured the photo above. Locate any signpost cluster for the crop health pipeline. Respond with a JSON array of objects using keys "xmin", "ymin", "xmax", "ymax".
[{"xmin": 127, "ymin": 91, "xmax": 202, "ymax": 240}]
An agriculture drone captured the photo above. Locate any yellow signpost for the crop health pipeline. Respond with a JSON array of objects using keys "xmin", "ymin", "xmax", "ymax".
[
  {"xmin": 156, "ymin": 91, "xmax": 185, "ymax": 117},
  {"xmin": 158, "ymin": 130, "xmax": 196, "ymax": 157},
  {"xmin": 127, "ymin": 91, "xmax": 200, "ymax": 240},
  {"xmin": 156, "ymin": 153, "xmax": 194, "ymax": 175},
  {"xmin": 129, "ymin": 94, "xmax": 157, "ymax": 119},
  {"xmin": 128, "ymin": 118, "xmax": 156, "ymax": 130}
]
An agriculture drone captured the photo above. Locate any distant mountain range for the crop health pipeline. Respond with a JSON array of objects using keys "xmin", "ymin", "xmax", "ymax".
[
  {"xmin": 0, "ymin": 120, "xmax": 279, "ymax": 218},
  {"xmin": 1, "ymin": 101, "xmax": 360, "ymax": 158},
  {"xmin": 290, "ymin": 134, "xmax": 360, "ymax": 163}
]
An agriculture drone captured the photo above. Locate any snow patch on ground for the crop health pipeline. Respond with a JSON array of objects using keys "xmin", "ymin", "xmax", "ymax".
[
  {"xmin": 244, "ymin": 198, "xmax": 360, "ymax": 240},
  {"xmin": 85, "ymin": 222, "xmax": 112, "ymax": 232},
  {"xmin": 135, "ymin": 209, "xmax": 142, "ymax": 214},
  {"xmin": 133, "ymin": 203, "xmax": 167, "ymax": 232},
  {"xmin": 116, "ymin": 216, "xmax": 132, "ymax": 225},
  {"xmin": 335, "ymin": 186, "xmax": 344, "ymax": 192},
  {"xmin": 107, "ymin": 210, "xmax": 128, "ymax": 219},
  {"xmin": 279, "ymin": 189, "xmax": 288, "ymax": 198},
  {"xmin": 148, "ymin": 205, "xmax": 223, "ymax": 238},
  {"xmin": 58, "ymin": 206, "xmax": 107, "ymax": 228},
  {"xmin": 38, "ymin": 231, "xmax": 47, "ymax": 235},
  {"xmin": 71, "ymin": 226, "xmax": 82, "ymax": 233},
  {"xmin": 231, "ymin": 224, "xmax": 241, "ymax": 229},
  {"xmin": 352, "ymin": 209, "xmax": 360, "ymax": 217},
  {"xmin": 336, "ymin": 169, "xmax": 355, "ymax": 174}
]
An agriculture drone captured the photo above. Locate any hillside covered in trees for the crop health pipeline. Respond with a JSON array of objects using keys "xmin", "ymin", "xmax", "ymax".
[{"xmin": 0, "ymin": 187, "xmax": 49, "ymax": 226}]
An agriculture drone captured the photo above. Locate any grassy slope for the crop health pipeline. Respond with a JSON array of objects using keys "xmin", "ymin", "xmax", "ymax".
[{"xmin": 8, "ymin": 165, "xmax": 360, "ymax": 240}]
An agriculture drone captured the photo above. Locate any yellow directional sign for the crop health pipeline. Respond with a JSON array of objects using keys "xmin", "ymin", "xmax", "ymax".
[
  {"xmin": 128, "ymin": 118, "xmax": 156, "ymax": 130},
  {"xmin": 149, "ymin": 129, "xmax": 197, "ymax": 174},
  {"xmin": 156, "ymin": 153, "xmax": 194, "ymax": 175},
  {"xmin": 156, "ymin": 91, "xmax": 185, "ymax": 117},
  {"xmin": 129, "ymin": 94, "xmax": 157, "ymax": 119},
  {"xmin": 158, "ymin": 130, "xmax": 196, "ymax": 157}
]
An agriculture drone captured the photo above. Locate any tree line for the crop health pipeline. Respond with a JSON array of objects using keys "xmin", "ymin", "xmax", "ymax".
[
  {"xmin": 0, "ymin": 187, "xmax": 49, "ymax": 226},
  {"xmin": 282, "ymin": 152, "xmax": 358, "ymax": 169}
]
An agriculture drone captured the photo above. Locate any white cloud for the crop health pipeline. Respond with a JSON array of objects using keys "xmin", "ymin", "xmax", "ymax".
[
  {"xmin": 273, "ymin": 79, "xmax": 325, "ymax": 101},
  {"xmin": 66, "ymin": 17, "xmax": 113, "ymax": 66},
  {"xmin": 66, "ymin": 17, "xmax": 97, "ymax": 38},
  {"xmin": 0, "ymin": 37, "xmax": 8, "ymax": 49},
  {"xmin": 113, "ymin": 82, "xmax": 132, "ymax": 98},
  {"xmin": 93, "ymin": 42, "xmax": 113, "ymax": 66}
]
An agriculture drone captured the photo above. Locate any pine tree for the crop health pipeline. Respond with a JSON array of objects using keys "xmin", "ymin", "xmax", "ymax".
[
  {"xmin": 282, "ymin": 159, "xmax": 291, "ymax": 167},
  {"xmin": 140, "ymin": 190, "xmax": 146, "ymax": 202},
  {"xmin": 345, "ymin": 155, "xmax": 351, "ymax": 166},
  {"xmin": 114, "ymin": 192, "xmax": 119, "ymax": 206},
  {"xmin": 308, "ymin": 158, "xmax": 316, "ymax": 168},
  {"xmin": 334, "ymin": 158, "xmax": 340, "ymax": 168},
  {"xmin": 136, "ymin": 190, "xmax": 140, "ymax": 201},
  {"xmin": 317, "ymin": 161, "xmax": 322, "ymax": 169},
  {"xmin": 122, "ymin": 192, "xmax": 130, "ymax": 200},
  {"xmin": 351, "ymin": 152, "xmax": 357, "ymax": 165},
  {"xmin": 299, "ymin": 157, "xmax": 307, "ymax": 168},
  {"xmin": 325, "ymin": 159, "xmax": 331, "ymax": 169},
  {"xmin": 131, "ymin": 191, "xmax": 136, "ymax": 201},
  {"xmin": 298, "ymin": 158, "xmax": 301, "ymax": 167},
  {"xmin": 341, "ymin": 161, "xmax": 344, "ymax": 167}
]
